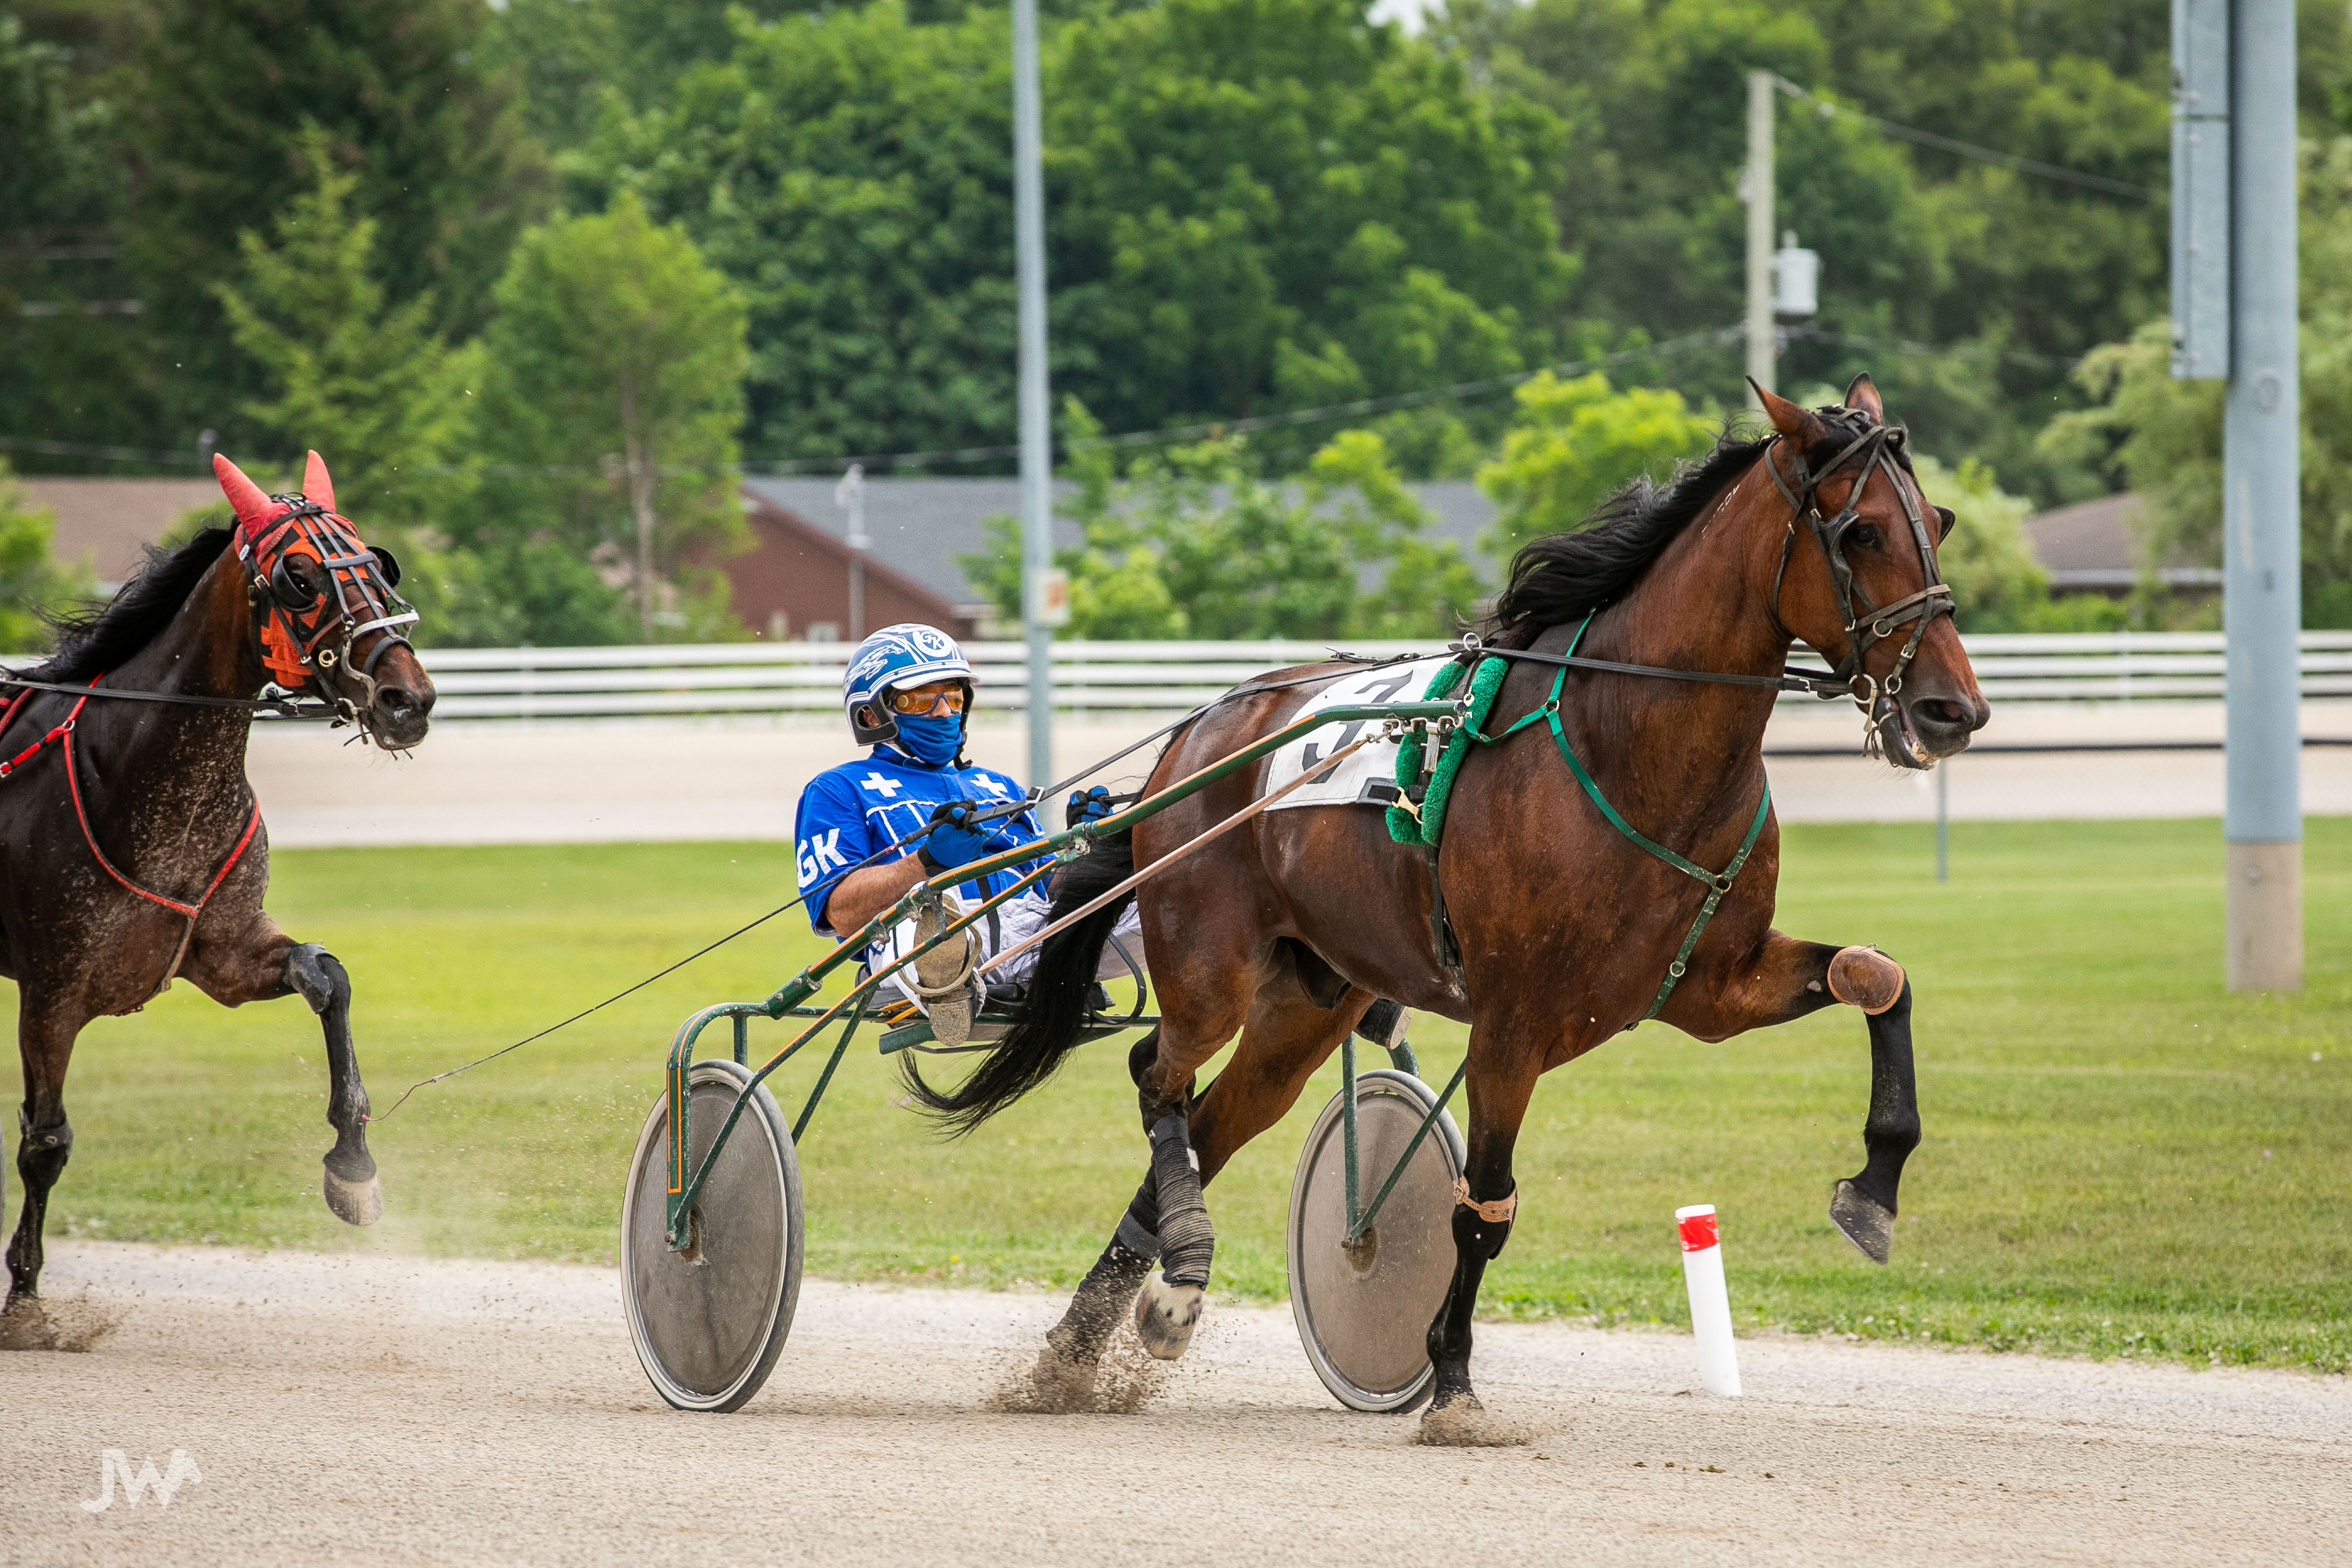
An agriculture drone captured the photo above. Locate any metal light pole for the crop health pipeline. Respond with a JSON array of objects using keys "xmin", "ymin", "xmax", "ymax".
[
  {"xmin": 835, "ymin": 463, "xmax": 868, "ymax": 642},
  {"xmin": 2176, "ymin": 0, "xmax": 2301, "ymax": 989},
  {"xmin": 1745, "ymin": 69, "xmax": 1776, "ymax": 402},
  {"xmin": 2223, "ymin": 0, "xmax": 2302, "ymax": 989},
  {"xmin": 1011, "ymin": 0, "xmax": 1055, "ymax": 788}
]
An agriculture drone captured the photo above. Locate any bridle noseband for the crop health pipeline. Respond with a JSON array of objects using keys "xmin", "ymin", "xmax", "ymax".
[
  {"xmin": 237, "ymin": 492, "xmax": 419, "ymax": 740},
  {"xmin": 1763, "ymin": 420, "xmax": 1953, "ymax": 753}
]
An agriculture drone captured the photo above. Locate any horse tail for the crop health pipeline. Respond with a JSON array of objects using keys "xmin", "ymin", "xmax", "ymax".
[{"xmin": 901, "ymin": 825, "xmax": 1138, "ymax": 1136}]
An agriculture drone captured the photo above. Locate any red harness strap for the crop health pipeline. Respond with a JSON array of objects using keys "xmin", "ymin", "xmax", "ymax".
[{"xmin": 3, "ymin": 674, "xmax": 264, "ymax": 1006}]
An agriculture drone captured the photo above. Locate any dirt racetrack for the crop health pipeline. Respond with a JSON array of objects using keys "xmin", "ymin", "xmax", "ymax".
[{"xmin": 5, "ymin": 1243, "xmax": 2348, "ymax": 1566}]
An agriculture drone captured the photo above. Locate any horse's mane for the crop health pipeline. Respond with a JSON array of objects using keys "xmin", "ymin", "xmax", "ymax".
[
  {"xmin": 1490, "ymin": 406, "xmax": 1887, "ymax": 634},
  {"xmin": 29, "ymin": 527, "xmax": 234, "ymax": 683}
]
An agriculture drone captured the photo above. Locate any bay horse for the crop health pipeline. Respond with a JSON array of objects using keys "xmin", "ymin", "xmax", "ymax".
[
  {"xmin": 1, "ymin": 451, "xmax": 434, "ymax": 1346},
  {"xmin": 913, "ymin": 378, "xmax": 1989, "ymax": 1437}
]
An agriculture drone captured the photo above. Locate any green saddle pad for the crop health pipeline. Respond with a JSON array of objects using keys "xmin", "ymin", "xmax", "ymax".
[{"xmin": 1386, "ymin": 654, "xmax": 1508, "ymax": 847}]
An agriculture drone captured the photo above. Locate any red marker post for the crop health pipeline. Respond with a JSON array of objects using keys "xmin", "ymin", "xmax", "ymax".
[{"xmin": 1676, "ymin": 1203, "xmax": 1742, "ymax": 1396}]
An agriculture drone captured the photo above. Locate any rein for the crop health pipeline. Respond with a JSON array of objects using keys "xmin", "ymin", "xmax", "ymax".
[{"xmin": 0, "ymin": 672, "xmax": 338, "ymax": 719}]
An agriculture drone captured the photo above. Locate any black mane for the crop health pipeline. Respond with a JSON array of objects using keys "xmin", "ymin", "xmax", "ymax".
[
  {"xmin": 1490, "ymin": 405, "xmax": 1893, "ymax": 633},
  {"xmin": 1490, "ymin": 430, "xmax": 1772, "ymax": 632},
  {"xmin": 29, "ymin": 527, "xmax": 234, "ymax": 683}
]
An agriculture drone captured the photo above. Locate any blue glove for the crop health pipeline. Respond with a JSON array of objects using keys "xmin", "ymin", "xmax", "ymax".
[
  {"xmin": 1066, "ymin": 785, "xmax": 1113, "ymax": 828},
  {"xmin": 917, "ymin": 800, "xmax": 991, "ymax": 872}
]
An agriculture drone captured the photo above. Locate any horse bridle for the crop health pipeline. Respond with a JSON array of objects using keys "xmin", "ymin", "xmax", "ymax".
[
  {"xmin": 236, "ymin": 491, "xmax": 419, "ymax": 739},
  {"xmin": 1762, "ymin": 420, "xmax": 1954, "ymax": 748}
]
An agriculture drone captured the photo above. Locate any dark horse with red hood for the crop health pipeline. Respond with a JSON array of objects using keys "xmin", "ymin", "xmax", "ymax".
[{"xmin": 0, "ymin": 451, "xmax": 434, "ymax": 1347}]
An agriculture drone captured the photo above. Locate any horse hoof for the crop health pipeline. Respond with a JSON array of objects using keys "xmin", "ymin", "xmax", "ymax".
[
  {"xmin": 991, "ymin": 1344, "xmax": 1099, "ymax": 1414},
  {"xmin": 323, "ymin": 1167, "xmax": 383, "ymax": 1227},
  {"xmin": 1827, "ymin": 947, "xmax": 1905, "ymax": 1014},
  {"xmin": 1830, "ymin": 1179, "xmax": 1893, "ymax": 1264},
  {"xmin": 1415, "ymin": 1397, "xmax": 1533, "ymax": 1447},
  {"xmin": 0, "ymin": 1296, "xmax": 57, "ymax": 1352},
  {"xmin": 1133, "ymin": 1273, "xmax": 1203, "ymax": 1360}
]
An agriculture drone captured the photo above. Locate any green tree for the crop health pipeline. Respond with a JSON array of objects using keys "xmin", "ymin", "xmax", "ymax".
[
  {"xmin": 1475, "ymin": 371, "xmax": 1718, "ymax": 557},
  {"xmin": 965, "ymin": 404, "xmax": 1483, "ymax": 639},
  {"xmin": 123, "ymin": 0, "xmax": 547, "ymax": 442},
  {"xmin": 475, "ymin": 194, "xmax": 752, "ymax": 641},
  {"xmin": 576, "ymin": 0, "xmax": 1573, "ymax": 467},
  {"xmin": 2038, "ymin": 137, "xmax": 2352, "ymax": 629},
  {"xmin": 0, "ymin": 460, "xmax": 96, "ymax": 653},
  {"xmin": 211, "ymin": 132, "xmax": 517, "ymax": 647},
  {"xmin": 1434, "ymin": 0, "xmax": 2186, "ymax": 501},
  {"xmin": 0, "ymin": 12, "xmax": 155, "ymax": 464}
]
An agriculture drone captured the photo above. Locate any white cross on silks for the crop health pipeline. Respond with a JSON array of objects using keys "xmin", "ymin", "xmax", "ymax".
[
  {"xmin": 971, "ymin": 776, "xmax": 1012, "ymax": 799},
  {"xmin": 860, "ymin": 772, "xmax": 904, "ymax": 797}
]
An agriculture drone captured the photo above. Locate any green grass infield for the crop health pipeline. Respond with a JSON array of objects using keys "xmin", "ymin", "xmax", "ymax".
[{"xmin": 6, "ymin": 819, "xmax": 2346, "ymax": 1372}]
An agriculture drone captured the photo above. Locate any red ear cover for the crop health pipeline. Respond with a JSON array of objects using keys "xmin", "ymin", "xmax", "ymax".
[
  {"xmin": 212, "ymin": 452, "xmax": 277, "ymax": 530},
  {"xmin": 302, "ymin": 450, "xmax": 336, "ymax": 514}
]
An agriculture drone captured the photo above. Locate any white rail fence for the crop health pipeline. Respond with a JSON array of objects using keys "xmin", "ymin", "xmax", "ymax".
[{"xmin": 412, "ymin": 633, "xmax": 2352, "ymax": 721}]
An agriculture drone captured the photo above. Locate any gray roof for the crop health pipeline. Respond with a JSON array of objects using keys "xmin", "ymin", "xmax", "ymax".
[{"xmin": 742, "ymin": 476, "xmax": 1500, "ymax": 608}]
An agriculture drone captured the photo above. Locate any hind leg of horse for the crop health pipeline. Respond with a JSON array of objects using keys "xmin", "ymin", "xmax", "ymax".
[
  {"xmin": 1421, "ymin": 1024, "xmax": 1541, "ymax": 1438},
  {"xmin": 1037, "ymin": 987, "xmax": 1367, "ymax": 1381},
  {"xmin": 1661, "ymin": 931, "xmax": 1918, "ymax": 1263},
  {"xmin": 183, "ymin": 921, "xmax": 380, "ymax": 1226},
  {"xmin": 5, "ymin": 995, "xmax": 90, "ymax": 1334}
]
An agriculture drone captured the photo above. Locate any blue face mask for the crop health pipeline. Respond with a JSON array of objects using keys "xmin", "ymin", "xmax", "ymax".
[{"xmin": 892, "ymin": 712, "xmax": 962, "ymax": 766}]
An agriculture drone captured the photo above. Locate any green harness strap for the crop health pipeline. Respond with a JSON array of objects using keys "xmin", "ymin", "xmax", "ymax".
[{"xmin": 1396, "ymin": 614, "xmax": 1773, "ymax": 1020}]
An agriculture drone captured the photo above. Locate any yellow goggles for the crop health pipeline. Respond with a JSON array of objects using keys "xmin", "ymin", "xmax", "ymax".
[{"xmin": 884, "ymin": 681, "xmax": 967, "ymax": 716}]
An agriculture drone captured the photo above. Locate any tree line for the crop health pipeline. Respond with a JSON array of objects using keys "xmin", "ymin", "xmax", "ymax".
[{"xmin": 4, "ymin": 0, "xmax": 2350, "ymax": 645}]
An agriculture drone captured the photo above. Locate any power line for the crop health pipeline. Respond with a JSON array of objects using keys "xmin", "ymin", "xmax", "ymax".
[
  {"xmin": 1770, "ymin": 74, "xmax": 2160, "ymax": 201},
  {"xmin": 0, "ymin": 329, "xmax": 1743, "ymax": 478},
  {"xmin": 0, "ymin": 318, "xmax": 2084, "ymax": 481}
]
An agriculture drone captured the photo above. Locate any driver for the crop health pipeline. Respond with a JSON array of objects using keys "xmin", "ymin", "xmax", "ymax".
[{"xmin": 793, "ymin": 623, "xmax": 1141, "ymax": 1044}]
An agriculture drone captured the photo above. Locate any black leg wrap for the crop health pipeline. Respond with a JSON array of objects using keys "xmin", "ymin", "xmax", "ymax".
[
  {"xmin": 1045, "ymin": 1234, "xmax": 1159, "ymax": 1364},
  {"xmin": 1452, "ymin": 1199, "xmax": 1514, "ymax": 1261},
  {"xmin": 1148, "ymin": 1113, "xmax": 1214, "ymax": 1289},
  {"xmin": 1355, "ymin": 998, "xmax": 1409, "ymax": 1049},
  {"xmin": 1113, "ymin": 1175, "xmax": 1162, "ymax": 1260}
]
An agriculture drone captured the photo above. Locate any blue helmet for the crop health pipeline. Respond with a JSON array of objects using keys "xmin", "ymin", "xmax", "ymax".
[{"xmin": 842, "ymin": 623, "xmax": 975, "ymax": 745}]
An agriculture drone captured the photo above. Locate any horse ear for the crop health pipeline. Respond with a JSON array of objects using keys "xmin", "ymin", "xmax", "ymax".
[
  {"xmin": 1843, "ymin": 373, "xmax": 1885, "ymax": 423},
  {"xmin": 303, "ymin": 450, "xmax": 337, "ymax": 514},
  {"xmin": 1749, "ymin": 380, "xmax": 1828, "ymax": 446},
  {"xmin": 212, "ymin": 453, "xmax": 277, "ymax": 529}
]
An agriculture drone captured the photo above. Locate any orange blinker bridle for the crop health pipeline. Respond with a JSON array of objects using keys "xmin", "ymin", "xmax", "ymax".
[{"xmin": 234, "ymin": 494, "xmax": 415, "ymax": 699}]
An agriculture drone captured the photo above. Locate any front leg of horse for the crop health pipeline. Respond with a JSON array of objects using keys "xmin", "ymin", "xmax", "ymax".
[
  {"xmin": 1665, "ymin": 934, "xmax": 1918, "ymax": 1263},
  {"xmin": 1418, "ymin": 1047, "xmax": 1538, "ymax": 1445},
  {"xmin": 4, "ymin": 998, "xmax": 88, "ymax": 1344},
  {"xmin": 187, "ymin": 921, "xmax": 383, "ymax": 1228},
  {"xmin": 1826, "ymin": 951, "xmax": 1918, "ymax": 1264},
  {"xmin": 285, "ymin": 944, "xmax": 380, "ymax": 1225}
]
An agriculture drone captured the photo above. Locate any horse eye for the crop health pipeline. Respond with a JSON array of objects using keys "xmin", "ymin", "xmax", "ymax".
[{"xmin": 1848, "ymin": 524, "xmax": 1883, "ymax": 552}]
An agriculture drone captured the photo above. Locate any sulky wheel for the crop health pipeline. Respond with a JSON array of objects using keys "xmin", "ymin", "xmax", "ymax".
[
  {"xmin": 1286, "ymin": 1067, "xmax": 1466, "ymax": 1414},
  {"xmin": 620, "ymin": 1058, "xmax": 804, "ymax": 1412}
]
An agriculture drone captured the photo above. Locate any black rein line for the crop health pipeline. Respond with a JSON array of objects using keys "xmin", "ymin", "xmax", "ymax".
[{"xmin": 0, "ymin": 672, "xmax": 339, "ymax": 719}]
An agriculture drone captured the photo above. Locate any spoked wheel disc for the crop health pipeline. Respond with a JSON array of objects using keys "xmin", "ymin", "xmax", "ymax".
[
  {"xmin": 1287, "ymin": 1067, "xmax": 1465, "ymax": 1413},
  {"xmin": 620, "ymin": 1058, "xmax": 804, "ymax": 1412}
]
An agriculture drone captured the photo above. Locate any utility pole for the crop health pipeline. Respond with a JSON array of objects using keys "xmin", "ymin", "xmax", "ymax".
[
  {"xmin": 2224, "ymin": 0, "xmax": 2302, "ymax": 988},
  {"xmin": 2173, "ymin": 0, "xmax": 2301, "ymax": 990},
  {"xmin": 1011, "ymin": 0, "xmax": 1057, "ymax": 788},
  {"xmin": 1745, "ymin": 69, "xmax": 1776, "ymax": 402},
  {"xmin": 836, "ymin": 463, "xmax": 869, "ymax": 642}
]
